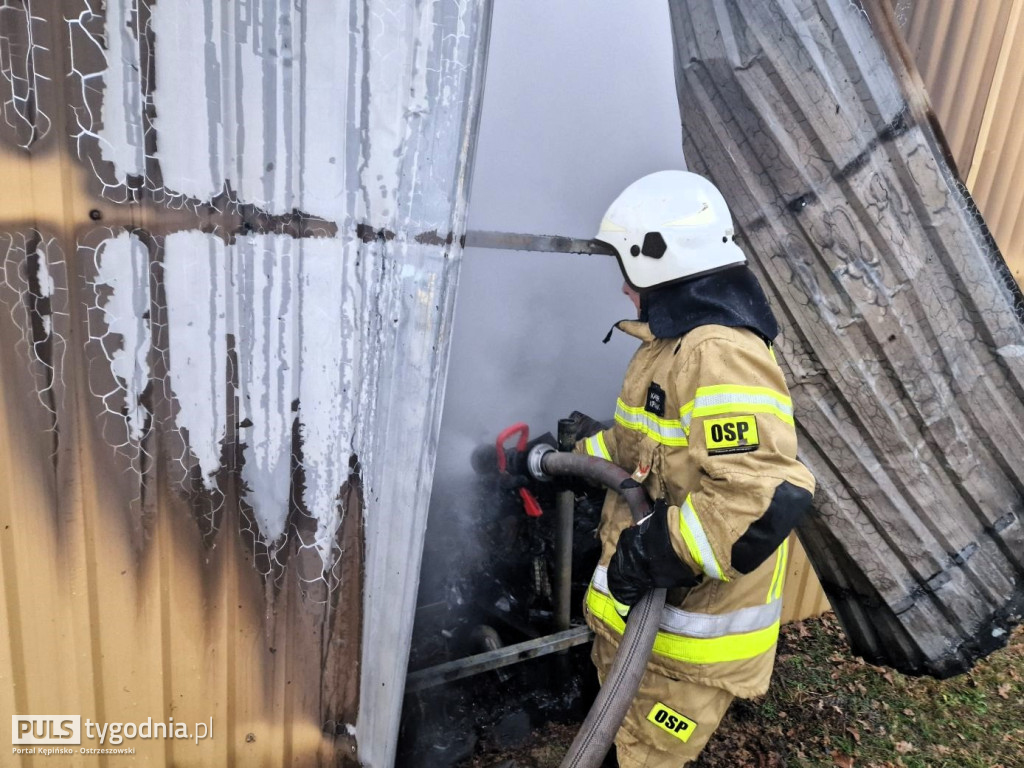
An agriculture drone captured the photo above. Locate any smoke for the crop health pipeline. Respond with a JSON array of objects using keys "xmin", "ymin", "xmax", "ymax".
[
  {"xmin": 423, "ymin": 0, "xmax": 686, "ymax": 605},
  {"xmin": 432, "ymin": 0, "xmax": 684, "ymax": 489}
]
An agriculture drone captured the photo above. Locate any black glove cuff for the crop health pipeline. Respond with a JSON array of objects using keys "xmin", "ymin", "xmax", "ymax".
[
  {"xmin": 641, "ymin": 500, "xmax": 701, "ymax": 589},
  {"xmin": 564, "ymin": 410, "xmax": 608, "ymax": 442}
]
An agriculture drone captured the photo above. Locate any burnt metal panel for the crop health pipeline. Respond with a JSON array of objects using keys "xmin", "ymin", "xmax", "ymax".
[
  {"xmin": 0, "ymin": 1, "xmax": 492, "ymax": 766},
  {"xmin": 670, "ymin": 0, "xmax": 1024, "ymax": 677}
]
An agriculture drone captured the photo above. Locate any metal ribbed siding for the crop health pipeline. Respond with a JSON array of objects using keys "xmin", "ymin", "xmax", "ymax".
[
  {"xmin": 0, "ymin": 1, "xmax": 491, "ymax": 766},
  {"xmin": 899, "ymin": 0, "xmax": 1024, "ymax": 284},
  {"xmin": 961, "ymin": 0, "xmax": 1024, "ymax": 285},
  {"xmin": 670, "ymin": 0, "xmax": 1024, "ymax": 676},
  {"xmin": 772, "ymin": 0, "xmax": 1024, "ymax": 628},
  {"xmin": 781, "ymin": 537, "xmax": 831, "ymax": 623},
  {"xmin": 897, "ymin": 0, "xmax": 1013, "ymax": 175}
]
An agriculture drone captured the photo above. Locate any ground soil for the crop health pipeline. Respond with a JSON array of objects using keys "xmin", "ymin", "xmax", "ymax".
[{"xmin": 464, "ymin": 613, "xmax": 1024, "ymax": 768}]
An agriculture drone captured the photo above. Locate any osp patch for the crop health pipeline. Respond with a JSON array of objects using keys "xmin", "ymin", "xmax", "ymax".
[
  {"xmin": 703, "ymin": 414, "xmax": 759, "ymax": 455},
  {"xmin": 646, "ymin": 701, "xmax": 697, "ymax": 742}
]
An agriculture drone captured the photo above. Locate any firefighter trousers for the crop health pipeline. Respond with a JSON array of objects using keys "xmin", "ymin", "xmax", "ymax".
[{"xmin": 593, "ymin": 634, "xmax": 734, "ymax": 767}]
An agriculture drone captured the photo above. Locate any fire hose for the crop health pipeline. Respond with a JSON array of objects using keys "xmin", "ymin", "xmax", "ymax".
[
  {"xmin": 478, "ymin": 421, "xmax": 668, "ymax": 766},
  {"xmin": 529, "ymin": 448, "xmax": 665, "ymax": 768}
]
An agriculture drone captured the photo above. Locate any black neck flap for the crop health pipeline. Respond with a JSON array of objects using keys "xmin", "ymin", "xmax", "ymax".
[{"xmin": 640, "ymin": 266, "xmax": 779, "ymax": 342}]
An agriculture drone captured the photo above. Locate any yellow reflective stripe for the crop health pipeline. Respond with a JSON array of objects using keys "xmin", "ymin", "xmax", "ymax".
[
  {"xmin": 654, "ymin": 619, "xmax": 779, "ymax": 664},
  {"xmin": 695, "ymin": 384, "xmax": 792, "ymax": 405},
  {"xmin": 614, "ymin": 398, "xmax": 689, "ymax": 446},
  {"xmin": 775, "ymin": 538, "xmax": 789, "ymax": 600},
  {"xmin": 589, "ymin": 581, "xmax": 628, "ymax": 628},
  {"xmin": 612, "ymin": 595, "xmax": 630, "ymax": 618},
  {"xmin": 586, "ymin": 587, "xmax": 780, "ymax": 664},
  {"xmin": 593, "ymin": 565, "xmax": 779, "ymax": 636},
  {"xmin": 678, "ymin": 496, "xmax": 728, "ymax": 581},
  {"xmin": 679, "ymin": 400, "xmax": 695, "ymax": 435},
  {"xmin": 766, "ymin": 543, "xmax": 782, "ymax": 604},
  {"xmin": 768, "ymin": 344, "xmax": 778, "ymax": 363},
  {"xmin": 690, "ymin": 385, "xmax": 794, "ymax": 426},
  {"xmin": 584, "ymin": 431, "xmax": 611, "ymax": 461},
  {"xmin": 695, "ymin": 401, "xmax": 794, "ymax": 426},
  {"xmin": 616, "ymin": 399, "xmax": 686, "ymax": 430},
  {"xmin": 765, "ymin": 540, "xmax": 786, "ymax": 606}
]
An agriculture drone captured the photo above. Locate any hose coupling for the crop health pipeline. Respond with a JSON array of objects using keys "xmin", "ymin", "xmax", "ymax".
[{"xmin": 527, "ymin": 443, "xmax": 556, "ymax": 481}]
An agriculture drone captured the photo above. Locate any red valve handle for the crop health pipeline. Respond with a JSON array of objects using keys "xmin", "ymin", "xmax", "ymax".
[
  {"xmin": 495, "ymin": 422, "xmax": 529, "ymax": 471},
  {"xmin": 495, "ymin": 422, "xmax": 543, "ymax": 518},
  {"xmin": 519, "ymin": 489, "xmax": 543, "ymax": 518}
]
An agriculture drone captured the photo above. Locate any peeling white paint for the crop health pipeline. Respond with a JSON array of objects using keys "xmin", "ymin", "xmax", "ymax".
[
  {"xmin": 148, "ymin": 0, "xmax": 214, "ymax": 200},
  {"xmin": 298, "ymin": 3, "xmax": 351, "ymax": 222},
  {"xmin": 35, "ymin": 245, "xmax": 54, "ymax": 297},
  {"xmin": 409, "ymin": 1, "xmax": 437, "ymax": 117},
  {"xmin": 98, "ymin": 0, "xmax": 145, "ymax": 181},
  {"xmin": 35, "ymin": 244, "xmax": 53, "ymax": 338},
  {"xmin": 359, "ymin": 2, "xmax": 417, "ymax": 227},
  {"xmin": 93, "ymin": 232, "xmax": 151, "ymax": 443},
  {"xmin": 170, "ymin": 231, "xmax": 363, "ymax": 557},
  {"xmin": 130, "ymin": 0, "xmax": 350, "ymax": 219},
  {"xmin": 163, "ymin": 231, "xmax": 228, "ymax": 490},
  {"xmin": 297, "ymin": 238, "xmax": 361, "ymax": 568},
  {"xmin": 0, "ymin": 232, "xmax": 66, "ymax": 419},
  {"xmin": 233, "ymin": 234, "xmax": 300, "ymax": 546},
  {"xmin": 75, "ymin": 1, "xmax": 490, "ymax": 764}
]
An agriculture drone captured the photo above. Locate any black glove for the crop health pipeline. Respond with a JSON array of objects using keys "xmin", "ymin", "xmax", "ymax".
[
  {"xmin": 564, "ymin": 410, "xmax": 609, "ymax": 443},
  {"xmin": 607, "ymin": 499, "xmax": 701, "ymax": 609}
]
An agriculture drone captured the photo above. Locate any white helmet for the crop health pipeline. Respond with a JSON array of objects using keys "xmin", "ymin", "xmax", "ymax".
[{"xmin": 596, "ymin": 170, "xmax": 746, "ymax": 290}]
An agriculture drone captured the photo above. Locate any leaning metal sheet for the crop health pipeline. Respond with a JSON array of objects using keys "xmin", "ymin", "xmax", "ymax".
[{"xmin": 669, "ymin": 0, "xmax": 1024, "ymax": 677}]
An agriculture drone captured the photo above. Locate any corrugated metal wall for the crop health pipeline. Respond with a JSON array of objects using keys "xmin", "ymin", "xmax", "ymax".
[
  {"xmin": 6, "ymin": 1, "xmax": 1020, "ymax": 762},
  {"xmin": 671, "ymin": 0, "xmax": 1024, "ymax": 677},
  {"xmin": 761, "ymin": 0, "xmax": 1024, "ymax": 629},
  {"xmin": 678, "ymin": 0, "xmax": 1024, "ymax": 629},
  {"xmin": 899, "ymin": 0, "xmax": 1024, "ymax": 285},
  {"xmin": 781, "ymin": 538, "xmax": 830, "ymax": 623},
  {"xmin": 0, "ymin": 1, "xmax": 490, "ymax": 766}
]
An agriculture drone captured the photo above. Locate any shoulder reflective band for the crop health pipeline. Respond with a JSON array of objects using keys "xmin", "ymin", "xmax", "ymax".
[
  {"xmin": 767, "ymin": 538, "xmax": 789, "ymax": 603},
  {"xmin": 647, "ymin": 702, "xmax": 697, "ymax": 743},
  {"xmin": 583, "ymin": 431, "xmax": 611, "ymax": 461},
  {"xmin": 588, "ymin": 566, "xmax": 781, "ymax": 664},
  {"xmin": 678, "ymin": 496, "xmax": 728, "ymax": 581},
  {"xmin": 614, "ymin": 399, "xmax": 689, "ymax": 446},
  {"xmin": 680, "ymin": 384, "xmax": 794, "ymax": 429}
]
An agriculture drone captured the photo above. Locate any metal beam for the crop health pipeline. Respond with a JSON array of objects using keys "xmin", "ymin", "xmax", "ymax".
[
  {"xmin": 465, "ymin": 229, "xmax": 617, "ymax": 256},
  {"xmin": 404, "ymin": 626, "xmax": 594, "ymax": 693}
]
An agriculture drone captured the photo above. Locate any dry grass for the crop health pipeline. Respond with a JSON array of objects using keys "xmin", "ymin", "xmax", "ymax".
[{"xmin": 466, "ymin": 613, "xmax": 1024, "ymax": 768}]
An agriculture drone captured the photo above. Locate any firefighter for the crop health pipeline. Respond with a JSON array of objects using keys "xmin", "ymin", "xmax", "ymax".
[{"xmin": 577, "ymin": 170, "xmax": 816, "ymax": 766}]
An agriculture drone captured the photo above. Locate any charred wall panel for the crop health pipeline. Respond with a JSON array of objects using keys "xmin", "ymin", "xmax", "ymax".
[
  {"xmin": 669, "ymin": 0, "xmax": 1024, "ymax": 677},
  {"xmin": 0, "ymin": 1, "xmax": 490, "ymax": 766}
]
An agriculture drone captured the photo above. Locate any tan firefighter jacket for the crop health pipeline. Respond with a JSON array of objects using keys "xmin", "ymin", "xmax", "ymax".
[{"xmin": 576, "ymin": 320, "xmax": 815, "ymax": 698}]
